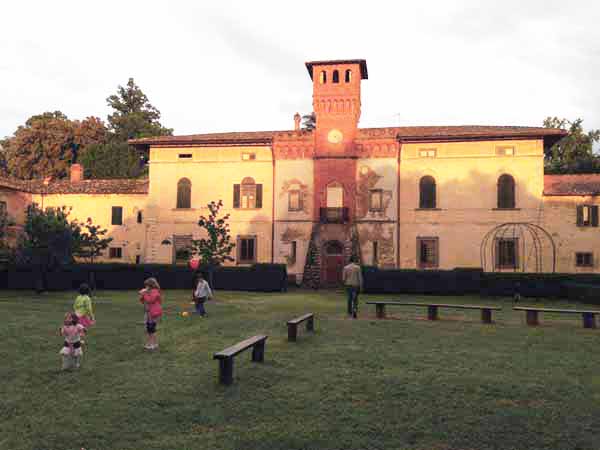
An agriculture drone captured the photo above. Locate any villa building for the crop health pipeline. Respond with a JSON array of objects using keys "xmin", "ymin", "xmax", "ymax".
[{"xmin": 1, "ymin": 59, "xmax": 599, "ymax": 285}]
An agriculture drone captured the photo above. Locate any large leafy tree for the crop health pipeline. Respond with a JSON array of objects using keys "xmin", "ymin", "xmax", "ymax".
[
  {"xmin": 79, "ymin": 142, "xmax": 145, "ymax": 179},
  {"xmin": 3, "ymin": 112, "xmax": 107, "ymax": 179},
  {"xmin": 106, "ymin": 78, "xmax": 173, "ymax": 141},
  {"xmin": 302, "ymin": 112, "xmax": 316, "ymax": 131},
  {"xmin": 73, "ymin": 217, "xmax": 113, "ymax": 263},
  {"xmin": 544, "ymin": 117, "xmax": 600, "ymax": 174}
]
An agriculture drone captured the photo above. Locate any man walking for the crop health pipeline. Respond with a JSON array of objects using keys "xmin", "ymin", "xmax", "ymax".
[{"xmin": 343, "ymin": 257, "xmax": 363, "ymax": 319}]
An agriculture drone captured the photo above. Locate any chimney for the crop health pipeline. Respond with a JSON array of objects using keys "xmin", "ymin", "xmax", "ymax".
[
  {"xmin": 294, "ymin": 112, "xmax": 301, "ymax": 131},
  {"xmin": 70, "ymin": 163, "xmax": 83, "ymax": 183}
]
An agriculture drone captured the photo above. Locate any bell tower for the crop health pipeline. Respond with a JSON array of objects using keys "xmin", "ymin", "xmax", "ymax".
[{"xmin": 305, "ymin": 59, "xmax": 368, "ymax": 156}]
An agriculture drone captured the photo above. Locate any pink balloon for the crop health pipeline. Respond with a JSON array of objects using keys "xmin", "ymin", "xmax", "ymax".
[{"xmin": 189, "ymin": 258, "xmax": 200, "ymax": 270}]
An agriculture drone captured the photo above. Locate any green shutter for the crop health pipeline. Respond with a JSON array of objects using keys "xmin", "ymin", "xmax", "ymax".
[
  {"xmin": 256, "ymin": 184, "xmax": 263, "ymax": 208},
  {"xmin": 576, "ymin": 205, "xmax": 584, "ymax": 226},
  {"xmin": 592, "ymin": 206, "xmax": 599, "ymax": 227},
  {"xmin": 233, "ymin": 184, "xmax": 240, "ymax": 208}
]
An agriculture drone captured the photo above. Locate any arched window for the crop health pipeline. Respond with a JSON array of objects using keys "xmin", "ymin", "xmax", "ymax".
[
  {"xmin": 497, "ymin": 174, "xmax": 515, "ymax": 209},
  {"xmin": 233, "ymin": 177, "xmax": 263, "ymax": 209},
  {"xmin": 319, "ymin": 71, "xmax": 327, "ymax": 84},
  {"xmin": 176, "ymin": 178, "xmax": 191, "ymax": 209},
  {"xmin": 419, "ymin": 176, "xmax": 436, "ymax": 209},
  {"xmin": 326, "ymin": 182, "xmax": 344, "ymax": 208},
  {"xmin": 345, "ymin": 69, "xmax": 352, "ymax": 83},
  {"xmin": 332, "ymin": 70, "xmax": 340, "ymax": 83}
]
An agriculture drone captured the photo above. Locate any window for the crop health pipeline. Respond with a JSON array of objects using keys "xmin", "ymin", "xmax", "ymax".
[
  {"xmin": 0, "ymin": 201, "xmax": 6, "ymax": 216},
  {"xmin": 419, "ymin": 176, "xmax": 436, "ymax": 209},
  {"xmin": 345, "ymin": 69, "xmax": 352, "ymax": 83},
  {"xmin": 497, "ymin": 174, "xmax": 515, "ymax": 209},
  {"xmin": 496, "ymin": 238, "xmax": 518, "ymax": 269},
  {"xmin": 238, "ymin": 236, "xmax": 257, "ymax": 264},
  {"xmin": 417, "ymin": 238, "xmax": 438, "ymax": 269},
  {"xmin": 109, "ymin": 247, "xmax": 122, "ymax": 259},
  {"xmin": 178, "ymin": 153, "xmax": 192, "ymax": 159},
  {"xmin": 319, "ymin": 71, "xmax": 327, "ymax": 84},
  {"xmin": 288, "ymin": 190, "xmax": 303, "ymax": 211},
  {"xmin": 233, "ymin": 177, "xmax": 262, "ymax": 209},
  {"xmin": 111, "ymin": 206, "xmax": 123, "ymax": 225},
  {"xmin": 176, "ymin": 178, "xmax": 192, "ymax": 209},
  {"xmin": 242, "ymin": 152, "xmax": 256, "ymax": 161},
  {"xmin": 137, "ymin": 211, "xmax": 143, "ymax": 224},
  {"xmin": 373, "ymin": 241, "xmax": 379, "ymax": 266},
  {"xmin": 576, "ymin": 252, "xmax": 593, "ymax": 267},
  {"xmin": 419, "ymin": 148, "xmax": 437, "ymax": 158},
  {"xmin": 577, "ymin": 205, "xmax": 599, "ymax": 227},
  {"xmin": 496, "ymin": 146, "xmax": 515, "ymax": 156},
  {"xmin": 174, "ymin": 235, "xmax": 193, "ymax": 263},
  {"xmin": 135, "ymin": 255, "xmax": 141, "ymax": 264},
  {"xmin": 289, "ymin": 241, "xmax": 297, "ymax": 265},
  {"xmin": 369, "ymin": 189, "xmax": 383, "ymax": 212},
  {"xmin": 326, "ymin": 184, "xmax": 344, "ymax": 208},
  {"xmin": 332, "ymin": 70, "xmax": 339, "ymax": 83}
]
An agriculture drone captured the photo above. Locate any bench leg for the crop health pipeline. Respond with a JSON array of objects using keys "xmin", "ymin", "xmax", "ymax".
[
  {"xmin": 481, "ymin": 308, "xmax": 492, "ymax": 324},
  {"xmin": 218, "ymin": 357, "xmax": 234, "ymax": 385},
  {"xmin": 288, "ymin": 323, "xmax": 297, "ymax": 342},
  {"xmin": 307, "ymin": 316, "xmax": 314, "ymax": 332},
  {"xmin": 252, "ymin": 341, "xmax": 265, "ymax": 362},
  {"xmin": 526, "ymin": 310, "xmax": 539, "ymax": 326},
  {"xmin": 428, "ymin": 305, "xmax": 438, "ymax": 321},
  {"xmin": 376, "ymin": 304, "xmax": 386, "ymax": 319},
  {"xmin": 583, "ymin": 313, "xmax": 596, "ymax": 329}
]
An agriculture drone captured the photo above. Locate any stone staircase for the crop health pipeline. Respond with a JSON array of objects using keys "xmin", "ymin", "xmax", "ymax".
[{"xmin": 302, "ymin": 224, "xmax": 321, "ymax": 289}]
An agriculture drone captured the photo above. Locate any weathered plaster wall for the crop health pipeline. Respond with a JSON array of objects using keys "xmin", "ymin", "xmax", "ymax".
[{"xmin": 399, "ymin": 139, "xmax": 545, "ymax": 269}]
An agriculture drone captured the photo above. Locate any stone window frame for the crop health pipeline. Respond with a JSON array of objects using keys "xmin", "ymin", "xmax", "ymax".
[
  {"xmin": 241, "ymin": 152, "xmax": 256, "ymax": 161},
  {"xmin": 109, "ymin": 247, "xmax": 122, "ymax": 259},
  {"xmin": 495, "ymin": 238, "xmax": 519, "ymax": 270},
  {"xmin": 111, "ymin": 206, "xmax": 123, "ymax": 225},
  {"xmin": 419, "ymin": 148, "xmax": 437, "ymax": 158},
  {"xmin": 576, "ymin": 252, "xmax": 594, "ymax": 267},
  {"xmin": 496, "ymin": 146, "xmax": 516, "ymax": 156},
  {"xmin": 234, "ymin": 177, "xmax": 263, "ymax": 209},
  {"xmin": 576, "ymin": 205, "xmax": 599, "ymax": 227},
  {"xmin": 237, "ymin": 235, "xmax": 257, "ymax": 265},
  {"xmin": 368, "ymin": 189, "xmax": 384, "ymax": 212},
  {"xmin": 288, "ymin": 189, "xmax": 303, "ymax": 212},
  {"xmin": 417, "ymin": 237, "xmax": 439, "ymax": 269}
]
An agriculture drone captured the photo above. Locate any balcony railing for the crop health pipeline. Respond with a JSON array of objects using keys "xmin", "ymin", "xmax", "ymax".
[{"xmin": 319, "ymin": 207, "xmax": 349, "ymax": 224}]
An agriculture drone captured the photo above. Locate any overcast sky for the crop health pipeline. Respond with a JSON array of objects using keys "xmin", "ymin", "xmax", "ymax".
[{"xmin": 1, "ymin": 1, "xmax": 599, "ymax": 139}]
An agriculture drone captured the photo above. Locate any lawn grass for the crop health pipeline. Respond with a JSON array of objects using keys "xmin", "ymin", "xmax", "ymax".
[{"xmin": 2, "ymin": 289, "xmax": 600, "ymax": 450}]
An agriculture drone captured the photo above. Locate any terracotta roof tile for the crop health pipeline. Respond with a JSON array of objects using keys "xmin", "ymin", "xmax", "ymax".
[
  {"xmin": 130, "ymin": 126, "xmax": 566, "ymax": 147},
  {"xmin": 0, "ymin": 177, "xmax": 148, "ymax": 195},
  {"xmin": 544, "ymin": 174, "xmax": 600, "ymax": 196}
]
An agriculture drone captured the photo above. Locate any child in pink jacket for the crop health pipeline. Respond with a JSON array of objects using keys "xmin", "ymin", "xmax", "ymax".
[{"xmin": 139, "ymin": 277, "xmax": 163, "ymax": 351}]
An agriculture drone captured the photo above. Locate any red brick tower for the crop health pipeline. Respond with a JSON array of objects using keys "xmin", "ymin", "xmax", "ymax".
[{"xmin": 305, "ymin": 59, "xmax": 368, "ymax": 285}]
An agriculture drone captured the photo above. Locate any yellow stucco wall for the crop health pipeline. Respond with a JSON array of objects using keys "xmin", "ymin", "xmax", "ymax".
[
  {"xmin": 399, "ymin": 139, "xmax": 545, "ymax": 269},
  {"xmin": 31, "ymin": 193, "xmax": 147, "ymax": 263},
  {"xmin": 146, "ymin": 145, "xmax": 274, "ymax": 264}
]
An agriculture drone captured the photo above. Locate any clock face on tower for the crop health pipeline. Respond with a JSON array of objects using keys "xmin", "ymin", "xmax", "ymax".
[{"xmin": 327, "ymin": 129, "xmax": 343, "ymax": 144}]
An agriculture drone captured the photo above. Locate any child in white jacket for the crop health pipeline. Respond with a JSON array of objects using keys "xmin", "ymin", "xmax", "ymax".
[{"xmin": 193, "ymin": 273, "xmax": 213, "ymax": 317}]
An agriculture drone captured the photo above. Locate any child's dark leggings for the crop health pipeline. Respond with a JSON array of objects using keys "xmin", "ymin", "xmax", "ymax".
[{"xmin": 195, "ymin": 297, "xmax": 207, "ymax": 315}]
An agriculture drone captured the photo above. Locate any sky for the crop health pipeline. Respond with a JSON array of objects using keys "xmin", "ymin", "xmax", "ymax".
[{"xmin": 1, "ymin": 0, "xmax": 599, "ymax": 139}]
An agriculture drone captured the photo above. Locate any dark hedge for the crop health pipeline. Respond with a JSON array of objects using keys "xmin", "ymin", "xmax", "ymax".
[
  {"xmin": 0, "ymin": 263, "xmax": 287, "ymax": 292},
  {"xmin": 362, "ymin": 266, "xmax": 600, "ymax": 303}
]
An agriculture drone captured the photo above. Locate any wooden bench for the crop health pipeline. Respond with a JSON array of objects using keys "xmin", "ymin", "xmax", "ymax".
[
  {"xmin": 513, "ymin": 307, "xmax": 600, "ymax": 329},
  {"xmin": 213, "ymin": 335, "xmax": 267, "ymax": 385},
  {"xmin": 366, "ymin": 302, "xmax": 502, "ymax": 324},
  {"xmin": 287, "ymin": 313, "xmax": 315, "ymax": 342}
]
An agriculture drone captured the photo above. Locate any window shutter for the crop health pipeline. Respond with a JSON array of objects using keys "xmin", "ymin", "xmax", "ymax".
[
  {"xmin": 433, "ymin": 240, "xmax": 439, "ymax": 267},
  {"xmin": 112, "ymin": 207, "xmax": 122, "ymax": 225},
  {"xmin": 233, "ymin": 184, "xmax": 240, "ymax": 208},
  {"xmin": 256, "ymin": 184, "xmax": 263, "ymax": 208},
  {"xmin": 576, "ymin": 205, "xmax": 584, "ymax": 226},
  {"xmin": 592, "ymin": 206, "xmax": 599, "ymax": 227},
  {"xmin": 298, "ymin": 191, "xmax": 304, "ymax": 211}
]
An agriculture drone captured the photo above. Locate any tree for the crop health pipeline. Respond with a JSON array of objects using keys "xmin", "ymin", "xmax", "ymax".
[
  {"xmin": 3, "ymin": 112, "xmax": 107, "ymax": 179},
  {"xmin": 544, "ymin": 117, "xmax": 600, "ymax": 174},
  {"xmin": 191, "ymin": 200, "xmax": 235, "ymax": 286},
  {"xmin": 106, "ymin": 78, "xmax": 173, "ymax": 142},
  {"xmin": 302, "ymin": 112, "xmax": 316, "ymax": 131},
  {"xmin": 74, "ymin": 218, "xmax": 113, "ymax": 263},
  {"xmin": 17, "ymin": 205, "xmax": 82, "ymax": 291},
  {"xmin": 79, "ymin": 142, "xmax": 146, "ymax": 179}
]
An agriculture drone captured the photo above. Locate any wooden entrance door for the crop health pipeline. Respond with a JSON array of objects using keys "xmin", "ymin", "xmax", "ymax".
[{"xmin": 322, "ymin": 241, "xmax": 344, "ymax": 286}]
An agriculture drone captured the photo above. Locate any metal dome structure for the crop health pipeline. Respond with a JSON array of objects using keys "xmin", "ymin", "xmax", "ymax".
[{"xmin": 480, "ymin": 223, "xmax": 556, "ymax": 273}]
